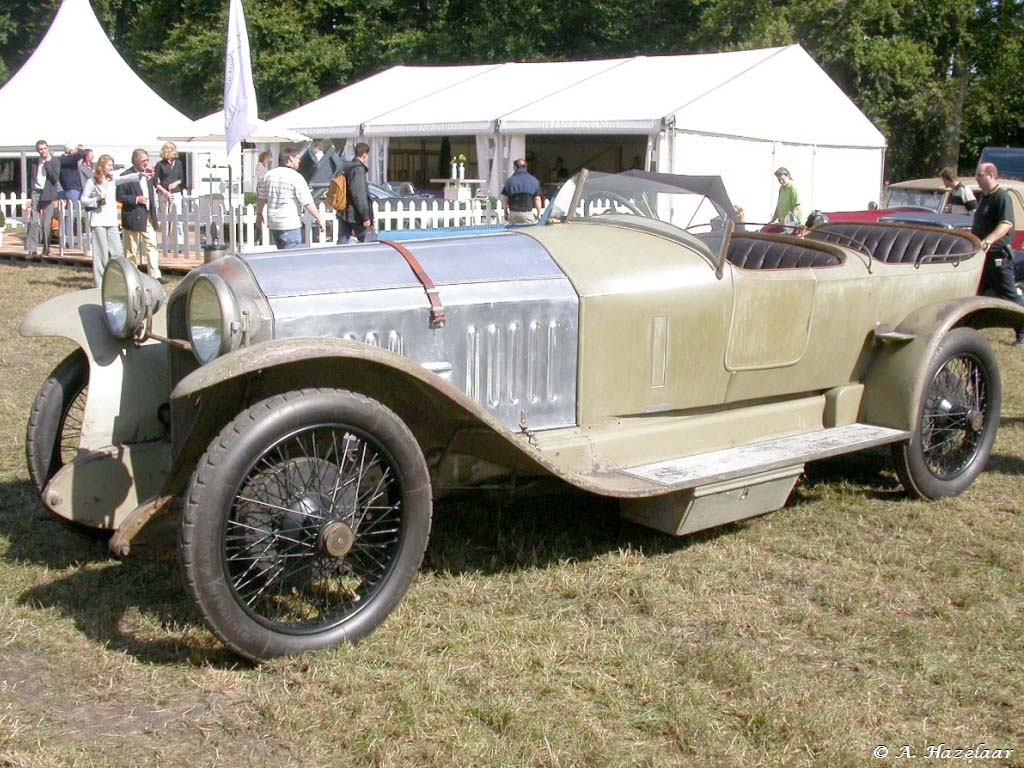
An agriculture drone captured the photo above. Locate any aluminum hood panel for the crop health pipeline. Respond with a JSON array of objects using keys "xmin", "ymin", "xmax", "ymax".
[
  {"xmin": 243, "ymin": 230, "xmax": 580, "ymax": 432},
  {"xmin": 243, "ymin": 232, "xmax": 565, "ymax": 298}
]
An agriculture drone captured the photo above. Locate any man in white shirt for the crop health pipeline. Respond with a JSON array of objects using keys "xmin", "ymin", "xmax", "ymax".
[{"xmin": 256, "ymin": 147, "xmax": 324, "ymax": 249}]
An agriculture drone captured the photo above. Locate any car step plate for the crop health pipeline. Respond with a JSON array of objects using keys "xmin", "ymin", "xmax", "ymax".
[{"xmin": 621, "ymin": 423, "xmax": 909, "ymax": 489}]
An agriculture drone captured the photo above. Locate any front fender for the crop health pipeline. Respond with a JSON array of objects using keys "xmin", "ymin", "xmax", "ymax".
[
  {"xmin": 167, "ymin": 337, "xmax": 562, "ymax": 492},
  {"xmin": 20, "ymin": 289, "xmax": 171, "ymax": 449},
  {"xmin": 860, "ymin": 296, "xmax": 1024, "ymax": 430}
]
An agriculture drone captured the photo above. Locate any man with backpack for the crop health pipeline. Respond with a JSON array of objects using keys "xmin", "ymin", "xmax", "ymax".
[{"xmin": 333, "ymin": 142, "xmax": 375, "ymax": 244}]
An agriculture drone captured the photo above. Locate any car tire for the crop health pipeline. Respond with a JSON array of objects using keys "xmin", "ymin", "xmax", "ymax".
[
  {"xmin": 25, "ymin": 349, "xmax": 111, "ymax": 540},
  {"xmin": 26, "ymin": 349, "xmax": 89, "ymax": 494},
  {"xmin": 180, "ymin": 388, "xmax": 432, "ymax": 662},
  {"xmin": 893, "ymin": 328, "xmax": 1001, "ymax": 500}
]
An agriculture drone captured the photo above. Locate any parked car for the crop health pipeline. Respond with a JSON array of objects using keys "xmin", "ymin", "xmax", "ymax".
[
  {"xmin": 21, "ymin": 170, "xmax": 1024, "ymax": 661},
  {"xmin": 376, "ymin": 180, "xmax": 443, "ymax": 200},
  {"xmin": 979, "ymin": 146, "xmax": 1024, "ymax": 181}
]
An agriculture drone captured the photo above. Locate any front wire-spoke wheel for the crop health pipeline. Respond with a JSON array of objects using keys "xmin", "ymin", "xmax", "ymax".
[
  {"xmin": 181, "ymin": 389, "xmax": 431, "ymax": 661},
  {"xmin": 894, "ymin": 328, "xmax": 1001, "ymax": 500},
  {"xmin": 26, "ymin": 349, "xmax": 89, "ymax": 493}
]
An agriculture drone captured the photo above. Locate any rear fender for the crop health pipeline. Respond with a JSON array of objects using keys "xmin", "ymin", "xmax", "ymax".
[
  {"xmin": 166, "ymin": 337, "xmax": 557, "ymax": 493},
  {"xmin": 860, "ymin": 296, "xmax": 1024, "ymax": 430},
  {"xmin": 19, "ymin": 289, "xmax": 171, "ymax": 449}
]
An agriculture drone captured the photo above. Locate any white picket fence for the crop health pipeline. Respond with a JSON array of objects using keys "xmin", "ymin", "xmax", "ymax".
[
  {"xmin": 0, "ymin": 194, "xmax": 90, "ymax": 255},
  {"xmin": 1, "ymin": 192, "xmax": 522, "ymax": 264}
]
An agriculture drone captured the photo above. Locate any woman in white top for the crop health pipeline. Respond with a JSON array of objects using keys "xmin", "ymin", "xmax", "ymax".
[{"xmin": 81, "ymin": 154, "xmax": 144, "ymax": 287}]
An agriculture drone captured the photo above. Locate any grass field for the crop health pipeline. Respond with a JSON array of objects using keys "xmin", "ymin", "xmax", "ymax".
[{"xmin": 0, "ymin": 260, "xmax": 1021, "ymax": 767}]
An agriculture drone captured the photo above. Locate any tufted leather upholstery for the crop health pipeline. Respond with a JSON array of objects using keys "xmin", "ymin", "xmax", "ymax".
[
  {"xmin": 726, "ymin": 236, "xmax": 843, "ymax": 270},
  {"xmin": 807, "ymin": 223, "xmax": 975, "ymax": 264}
]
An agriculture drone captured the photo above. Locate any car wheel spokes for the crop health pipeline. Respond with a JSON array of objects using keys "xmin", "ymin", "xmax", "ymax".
[
  {"xmin": 920, "ymin": 355, "xmax": 987, "ymax": 479},
  {"xmin": 59, "ymin": 385, "xmax": 88, "ymax": 464},
  {"xmin": 224, "ymin": 424, "xmax": 404, "ymax": 632}
]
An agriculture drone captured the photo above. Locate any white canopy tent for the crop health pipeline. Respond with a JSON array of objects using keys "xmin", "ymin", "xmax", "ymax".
[
  {"xmin": 162, "ymin": 111, "xmax": 309, "ymax": 145},
  {"xmin": 499, "ymin": 46, "xmax": 885, "ymax": 220},
  {"xmin": 0, "ymin": 0, "xmax": 197, "ymax": 194},
  {"xmin": 273, "ymin": 47, "xmax": 886, "ymax": 218}
]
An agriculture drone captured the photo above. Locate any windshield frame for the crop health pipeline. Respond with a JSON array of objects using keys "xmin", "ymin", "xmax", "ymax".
[{"xmin": 542, "ymin": 169, "xmax": 738, "ymax": 276}]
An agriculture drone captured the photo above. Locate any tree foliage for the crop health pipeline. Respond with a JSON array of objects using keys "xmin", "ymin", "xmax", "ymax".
[{"xmin": 1, "ymin": 0, "xmax": 1021, "ymax": 178}]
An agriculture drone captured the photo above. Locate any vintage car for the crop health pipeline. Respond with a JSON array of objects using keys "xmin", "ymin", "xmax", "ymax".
[{"xmin": 20, "ymin": 170, "xmax": 1024, "ymax": 661}]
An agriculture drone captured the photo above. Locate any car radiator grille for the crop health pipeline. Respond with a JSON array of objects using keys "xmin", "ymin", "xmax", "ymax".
[{"xmin": 167, "ymin": 292, "xmax": 199, "ymax": 390}]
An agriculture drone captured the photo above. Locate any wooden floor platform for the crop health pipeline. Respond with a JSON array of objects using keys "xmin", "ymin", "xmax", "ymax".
[{"xmin": 0, "ymin": 232, "xmax": 203, "ymax": 273}]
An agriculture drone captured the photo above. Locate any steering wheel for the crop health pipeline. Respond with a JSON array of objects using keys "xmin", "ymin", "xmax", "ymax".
[{"xmin": 581, "ymin": 191, "xmax": 646, "ymax": 218}]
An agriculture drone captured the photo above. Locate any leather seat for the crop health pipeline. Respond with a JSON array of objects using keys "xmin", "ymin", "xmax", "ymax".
[
  {"xmin": 807, "ymin": 223, "xmax": 974, "ymax": 264},
  {"xmin": 726, "ymin": 237, "xmax": 842, "ymax": 270}
]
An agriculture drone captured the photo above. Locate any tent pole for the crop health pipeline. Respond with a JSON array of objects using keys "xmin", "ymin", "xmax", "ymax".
[{"xmin": 227, "ymin": 163, "xmax": 235, "ymax": 254}]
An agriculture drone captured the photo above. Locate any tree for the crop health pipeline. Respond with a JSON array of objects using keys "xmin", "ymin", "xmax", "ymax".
[{"xmin": 1, "ymin": 0, "xmax": 1021, "ymax": 179}]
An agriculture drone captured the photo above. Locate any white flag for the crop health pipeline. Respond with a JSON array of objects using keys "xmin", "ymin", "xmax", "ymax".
[{"xmin": 224, "ymin": 0, "xmax": 258, "ymax": 154}]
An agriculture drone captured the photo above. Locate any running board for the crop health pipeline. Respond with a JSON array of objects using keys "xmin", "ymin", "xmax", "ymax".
[
  {"xmin": 619, "ymin": 423, "xmax": 908, "ymax": 537},
  {"xmin": 620, "ymin": 423, "xmax": 909, "ymax": 491}
]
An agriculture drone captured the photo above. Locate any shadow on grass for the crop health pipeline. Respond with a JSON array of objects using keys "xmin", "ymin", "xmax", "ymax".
[
  {"xmin": 789, "ymin": 448, "xmax": 906, "ymax": 506},
  {"xmin": 986, "ymin": 451, "xmax": 1024, "ymax": 477},
  {"xmin": 1, "ymin": 474, "xmax": 732, "ymax": 665},
  {"xmin": 426, "ymin": 482, "xmax": 736, "ymax": 577},
  {"xmin": 0, "ymin": 479, "xmax": 236, "ymax": 667}
]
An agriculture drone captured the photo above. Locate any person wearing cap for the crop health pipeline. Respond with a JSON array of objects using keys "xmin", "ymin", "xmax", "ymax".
[{"xmin": 769, "ymin": 167, "xmax": 802, "ymax": 227}]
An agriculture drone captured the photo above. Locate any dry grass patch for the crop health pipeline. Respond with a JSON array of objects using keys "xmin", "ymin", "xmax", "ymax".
[{"xmin": 0, "ymin": 261, "xmax": 1021, "ymax": 767}]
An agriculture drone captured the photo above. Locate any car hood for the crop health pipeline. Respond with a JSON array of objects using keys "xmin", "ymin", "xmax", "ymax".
[
  {"xmin": 235, "ymin": 230, "xmax": 581, "ymax": 432},
  {"xmin": 241, "ymin": 231, "xmax": 565, "ymax": 298}
]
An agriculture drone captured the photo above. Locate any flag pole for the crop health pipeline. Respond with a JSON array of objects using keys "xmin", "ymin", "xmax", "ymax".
[{"xmin": 224, "ymin": 0, "xmax": 258, "ymax": 254}]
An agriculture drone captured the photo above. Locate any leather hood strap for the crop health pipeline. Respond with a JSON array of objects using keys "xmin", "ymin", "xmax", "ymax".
[{"xmin": 380, "ymin": 239, "xmax": 447, "ymax": 328}]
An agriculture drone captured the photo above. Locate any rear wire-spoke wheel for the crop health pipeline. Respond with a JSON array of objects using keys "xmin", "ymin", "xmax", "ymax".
[
  {"xmin": 894, "ymin": 328, "xmax": 1001, "ymax": 499},
  {"xmin": 180, "ymin": 389, "xmax": 431, "ymax": 661}
]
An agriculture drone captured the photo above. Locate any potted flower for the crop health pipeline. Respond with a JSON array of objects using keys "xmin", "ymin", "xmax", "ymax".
[{"xmin": 455, "ymin": 154, "xmax": 467, "ymax": 180}]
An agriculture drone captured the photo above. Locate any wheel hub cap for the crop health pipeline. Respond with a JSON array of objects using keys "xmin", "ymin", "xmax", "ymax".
[
  {"xmin": 967, "ymin": 409, "xmax": 985, "ymax": 432},
  {"xmin": 320, "ymin": 521, "xmax": 355, "ymax": 558}
]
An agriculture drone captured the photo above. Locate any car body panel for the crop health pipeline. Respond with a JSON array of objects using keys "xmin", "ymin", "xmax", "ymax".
[{"xmin": 520, "ymin": 222, "xmax": 735, "ymax": 422}]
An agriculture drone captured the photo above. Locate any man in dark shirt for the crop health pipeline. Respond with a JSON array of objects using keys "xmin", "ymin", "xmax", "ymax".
[
  {"xmin": 25, "ymin": 139, "xmax": 61, "ymax": 258},
  {"xmin": 501, "ymin": 159, "xmax": 542, "ymax": 225},
  {"xmin": 57, "ymin": 143, "xmax": 87, "ymax": 202},
  {"xmin": 972, "ymin": 162, "xmax": 1024, "ymax": 346},
  {"xmin": 298, "ymin": 140, "xmax": 329, "ymax": 183},
  {"xmin": 336, "ymin": 142, "xmax": 375, "ymax": 244}
]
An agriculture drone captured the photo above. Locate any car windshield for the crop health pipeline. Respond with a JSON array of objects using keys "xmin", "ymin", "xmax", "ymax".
[
  {"xmin": 545, "ymin": 170, "xmax": 738, "ymax": 261},
  {"xmin": 368, "ymin": 183, "xmax": 401, "ymax": 200},
  {"xmin": 882, "ymin": 187, "xmax": 945, "ymax": 210}
]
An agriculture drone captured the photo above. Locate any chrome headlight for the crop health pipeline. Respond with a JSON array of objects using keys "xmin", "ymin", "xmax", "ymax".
[
  {"xmin": 187, "ymin": 274, "xmax": 241, "ymax": 364},
  {"xmin": 102, "ymin": 257, "xmax": 164, "ymax": 339}
]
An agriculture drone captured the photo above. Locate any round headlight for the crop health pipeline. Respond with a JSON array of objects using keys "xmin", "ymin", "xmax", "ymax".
[
  {"xmin": 102, "ymin": 257, "xmax": 143, "ymax": 338},
  {"xmin": 187, "ymin": 274, "xmax": 240, "ymax": 364}
]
